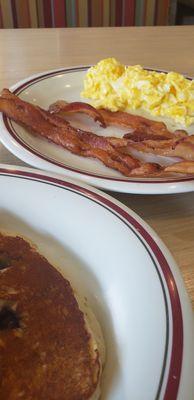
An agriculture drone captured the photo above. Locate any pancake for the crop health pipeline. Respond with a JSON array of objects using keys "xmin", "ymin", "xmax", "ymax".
[{"xmin": 0, "ymin": 233, "xmax": 104, "ymax": 400}]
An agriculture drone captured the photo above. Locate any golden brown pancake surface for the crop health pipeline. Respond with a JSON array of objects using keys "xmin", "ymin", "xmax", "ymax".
[{"xmin": 0, "ymin": 233, "xmax": 101, "ymax": 400}]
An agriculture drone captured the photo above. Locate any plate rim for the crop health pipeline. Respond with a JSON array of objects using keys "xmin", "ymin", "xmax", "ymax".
[
  {"xmin": 0, "ymin": 66, "xmax": 194, "ymax": 194},
  {"xmin": 0, "ymin": 163, "xmax": 186, "ymax": 399}
]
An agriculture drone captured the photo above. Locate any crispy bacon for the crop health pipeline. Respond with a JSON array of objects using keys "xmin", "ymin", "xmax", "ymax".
[
  {"xmin": 49, "ymin": 99, "xmax": 187, "ymax": 140},
  {"xmin": 127, "ymin": 135, "xmax": 194, "ymax": 161},
  {"xmin": 0, "ymin": 89, "xmax": 163, "ymax": 177},
  {"xmin": 2, "ymin": 90, "xmax": 194, "ymax": 177},
  {"xmin": 129, "ymin": 163, "xmax": 162, "ymax": 176},
  {"xmin": 49, "ymin": 99, "xmax": 194, "ymax": 164},
  {"xmin": 123, "ymin": 132, "xmax": 169, "ymax": 142},
  {"xmin": 126, "ymin": 139, "xmax": 177, "ymax": 155},
  {"xmin": 165, "ymin": 161, "xmax": 194, "ymax": 174},
  {"xmin": 46, "ymin": 100, "xmax": 194, "ymax": 174},
  {"xmin": 99, "ymin": 109, "xmax": 176, "ymax": 139},
  {"xmin": 169, "ymin": 137, "xmax": 194, "ymax": 160},
  {"xmin": 49, "ymin": 100, "xmax": 106, "ymax": 128}
]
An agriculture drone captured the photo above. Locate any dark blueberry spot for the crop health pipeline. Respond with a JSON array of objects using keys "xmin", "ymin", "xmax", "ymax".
[
  {"xmin": 0, "ymin": 306, "xmax": 20, "ymax": 330},
  {"xmin": 0, "ymin": 256, "xmax": 10, "ymax": 270}
]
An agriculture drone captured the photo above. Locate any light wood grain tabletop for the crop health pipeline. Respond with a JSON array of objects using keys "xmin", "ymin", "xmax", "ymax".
[{"xmin": 0, "ymin": 26, "xmax": 194, "ymax": 308}]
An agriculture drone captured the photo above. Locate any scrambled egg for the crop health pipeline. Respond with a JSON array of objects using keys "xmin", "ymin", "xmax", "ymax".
[{"xmin": 81, "ymin": 58, "xmax": 194, "ymax": 126}]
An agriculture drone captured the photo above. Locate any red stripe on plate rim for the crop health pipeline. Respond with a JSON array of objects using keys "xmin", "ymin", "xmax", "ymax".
[{"xmin": 0, "ymin": 166, "xmax": 183, "ymax": 399}]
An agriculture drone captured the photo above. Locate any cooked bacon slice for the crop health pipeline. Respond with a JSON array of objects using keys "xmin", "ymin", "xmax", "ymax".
[
  {"xmin": 99, "ymin": 109, "xmax": 172, "ymax": 138},
  {"xmin": 165, "ymin": 161, "xmax": 194, "ymax": 174},
  {"xmin": 48, "ymin": 99, "xmax": 191, "ymax": 160},
  {"xmin": 1, "ymin": 90, "xmax": 89, "ymax": 155},
  {"xmin": 127, "ymin": 135, "xmax": 194, "ymax": 161},
  {"xmin": 127, "ymin": 139, "xmax": 177, "ymax": 155},
  {"xmin": 46, "ymin": 99, "xmax": 194, "ymax": 174},
  {"xmin": 0, "ymin": 89, "xmax": 163, "ymax": 177},
  {"xmin": 49, "ymin": 98, "xmax": 193, "ymax": 173},
  {"xmin": 1, "ymin": 88, "xmax": 17, "ymax": 100},
  {"xmin": 99, "ymin": 109, "xmax": 188, "ymax": 140},
  {"xmin": 129, "ymin": 163, "xmax": 162, "ymax": 176},
  {"xmin": 3, "ymin": 90, "xmax": 194, "ymax": 177},
  {"xmin": 123, "ymin": 132, "xmax": 169, "ymax": 142},
  {"xmin": 49, "ymin": 100, "xmax": 106, "ymax": 128},
  {"xmin": 170, "ymin": 137, "xmax": 194, "ymax": 160},
  {"xmin": 49, "ymin": 100, "xmax": 187, "ymax": 142}
]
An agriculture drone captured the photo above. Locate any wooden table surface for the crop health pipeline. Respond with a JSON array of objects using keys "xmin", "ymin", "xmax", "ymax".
[{"xmin": 0, "ymin": 26, "xmax": 194, "ymax": 308}]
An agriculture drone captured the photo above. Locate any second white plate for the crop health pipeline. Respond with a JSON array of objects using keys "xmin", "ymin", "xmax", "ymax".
[{"xmin": 0, "ymin": 164, "xmax": 194, "ymax": 399}]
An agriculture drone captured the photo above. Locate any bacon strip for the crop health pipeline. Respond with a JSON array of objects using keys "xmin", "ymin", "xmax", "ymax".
[
  {"xmin": 127, "ymin": 136, "xmax": 194, "ymax": 161},
  {"xmin": 0, "ymin": 89, "xmax": 163, "ymax": 177},
  {"xmin": 49, "ymin": 100, "xmax": 106, "ymax": 128},
  {"xmin": 100, "ymin": 109, "xmax": 176, "ymax": 138},
  {"xmin": 165, "ymin": 161, "xmax": 194, "ymax": 174},
  {"xmin": 49, "ymin": 99, "xmax": 194, "ymax": 164},
  {"xmin": 2, "ymin": 90, "xmax": 194, "ymax": 176},
  {"xmin": 49, "ymin": 99, "xmax": 187, "ymax": 140}
]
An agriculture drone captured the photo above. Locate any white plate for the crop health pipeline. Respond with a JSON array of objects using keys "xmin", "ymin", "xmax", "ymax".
[
  {"xmin": 0, "ymin": 164, "xmax": 193, "ymax": 399},
  {"xmin": 0, "ymin": 66, "xmax": 194, "ymax": 194}
]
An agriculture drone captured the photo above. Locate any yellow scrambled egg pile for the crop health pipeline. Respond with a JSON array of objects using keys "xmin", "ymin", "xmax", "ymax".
[{"xmin": 81, "ymin": 58, "xmax": 194, "ymax": 126}]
